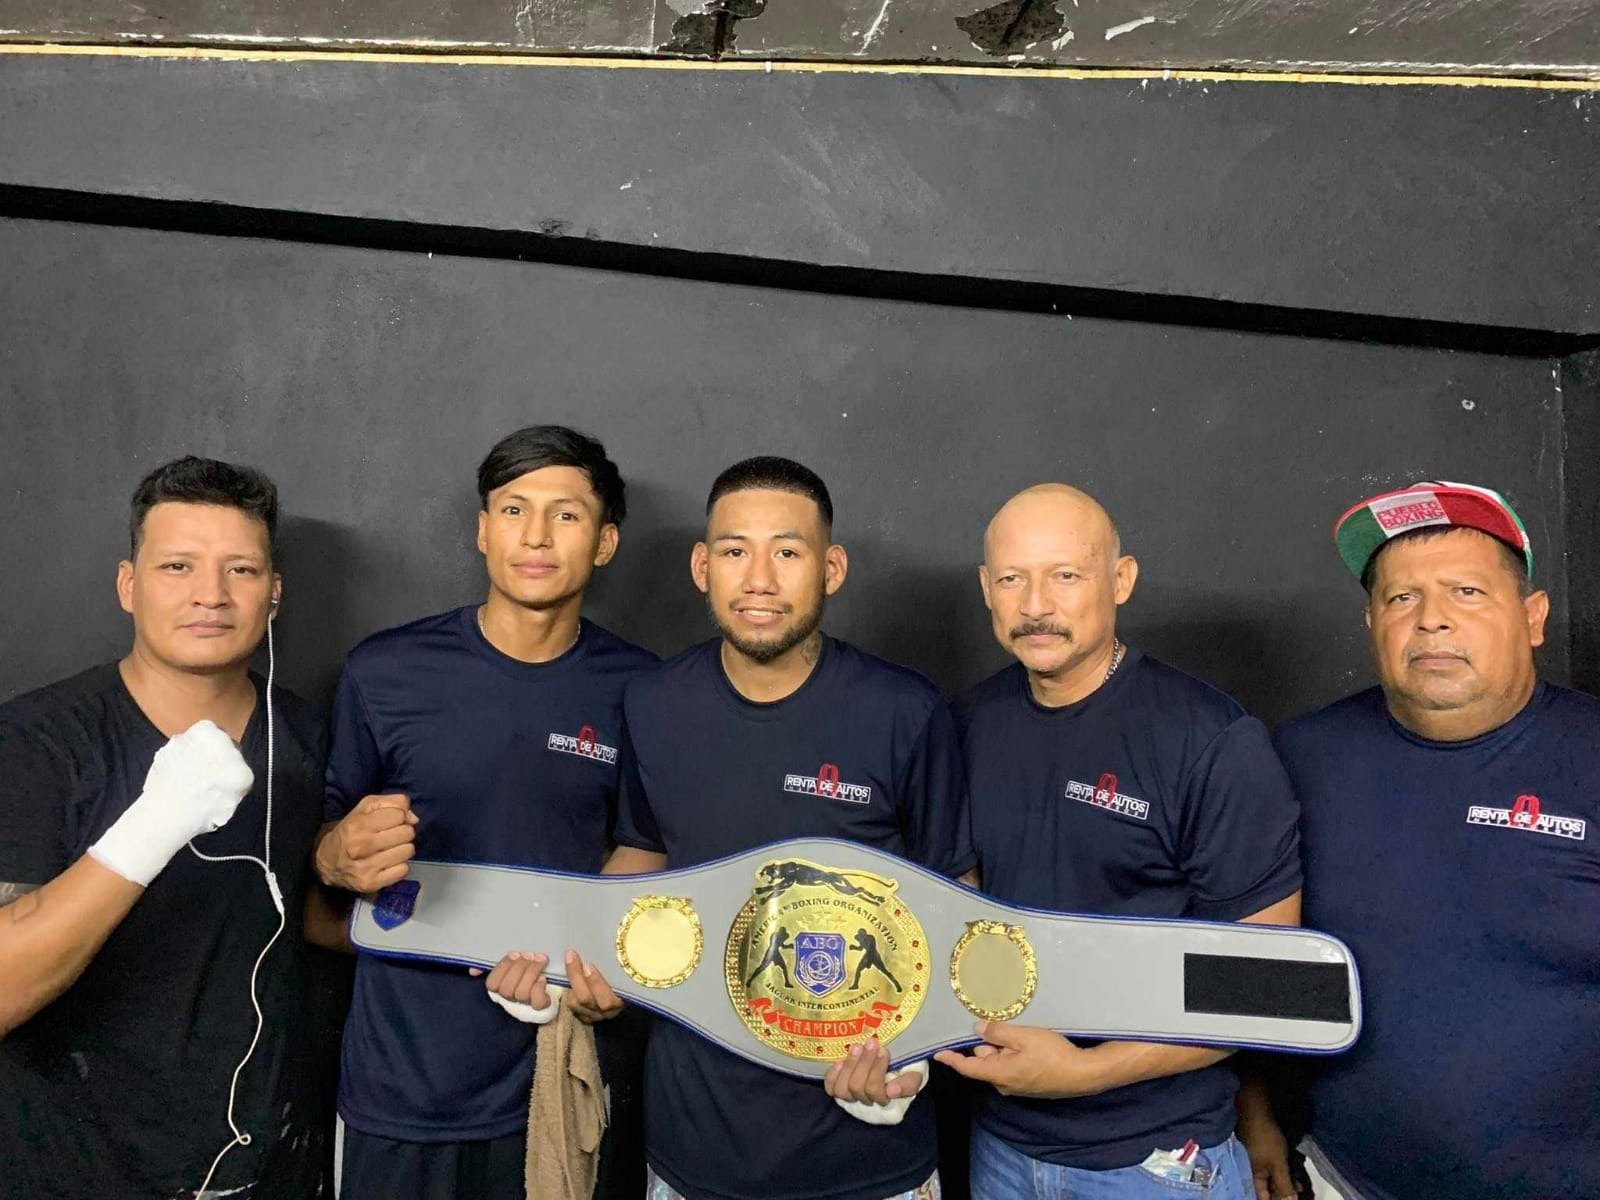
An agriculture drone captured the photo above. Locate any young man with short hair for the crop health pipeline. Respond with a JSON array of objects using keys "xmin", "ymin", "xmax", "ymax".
[
  {"xmin": 0, "ymin": 456, "xmax": 329, "ymax": 1200},
  {"xmin": 600, "ymin": 456, "xmax": 977, "ymax": 1200},
  {"xmin": 314, "ymin": 425, "xmax": 655, "ymax": 1200}
]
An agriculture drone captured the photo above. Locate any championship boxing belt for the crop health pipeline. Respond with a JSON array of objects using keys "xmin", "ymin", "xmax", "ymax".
[{"xmin": 350, "ymin": 838, "xmax": 1360, "ymax": 1079}]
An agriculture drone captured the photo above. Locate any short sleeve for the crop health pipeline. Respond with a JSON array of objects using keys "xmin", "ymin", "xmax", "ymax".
[
  {"xmin": 611, "ymin": 718, "xmax": 664, "ymax": 854},
  {"xmin": 1177, "ymin": 716, "xmax": 1302, "ymax": 920},
  {"xmin": 323, "ymin": 667, "xmax": 384, "ymax": 824},
  {"xmin": 0, "ymin": 718, "xmax": 75, "ymax": 887},
  {"xmin": 895, "ymin": 701, "xmax": 977, "ymax": 878}
]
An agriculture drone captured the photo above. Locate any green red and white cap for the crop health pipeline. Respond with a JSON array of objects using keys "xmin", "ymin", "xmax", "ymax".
[{"xmin": 1333, "ymin": 481, "xmax": 1532, "ymax": 581}]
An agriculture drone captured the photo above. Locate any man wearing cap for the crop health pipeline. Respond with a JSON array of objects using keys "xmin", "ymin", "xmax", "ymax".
[{"xmin": 1237, "ymin": 481, "xmax": 1600, "ymax": 1200}]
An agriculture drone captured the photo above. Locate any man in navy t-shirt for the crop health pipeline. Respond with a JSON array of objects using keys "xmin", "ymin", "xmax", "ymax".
[
  {"xmin": 602, "ymin": 456, "xmax": 977, "ymax": 1200},
  {"xmin": 311, "ymin": 427, "xmax": 656, "ymax": 1200},
  {"xmin": 1241, "ymin": 481, "xmax": 1599, "ymax": 1200},
  {"xmin": 935, "ymin": 485, "xmax": 1302, "ymax": 1200}
]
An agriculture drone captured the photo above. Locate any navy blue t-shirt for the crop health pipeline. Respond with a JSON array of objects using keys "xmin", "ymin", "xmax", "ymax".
[
  {"xmin": 614, "ymin": 636, "xmax": 976, "ymax": 1200},
  {"xmin": 953, "ymin": 649, "xmax": 1302, "ymax": 1170},
  {"xmin": 1278, "ymin": 683, "xmax": 1600, "ymax": 1200},
  {"xmin": 324, "ymin": 608, "xmax": 655, "ymax": 1141}
]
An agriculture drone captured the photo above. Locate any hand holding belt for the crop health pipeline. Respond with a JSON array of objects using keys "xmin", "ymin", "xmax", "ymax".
[{"xmin": 351, "ymin": 838, "xmax": 1360, "ymax": 1080}]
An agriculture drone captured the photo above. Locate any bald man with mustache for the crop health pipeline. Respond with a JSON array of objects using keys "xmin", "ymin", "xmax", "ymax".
[{"xmin": 936, "ymin": 485, "xmax": 1304, "ymax": 1200}]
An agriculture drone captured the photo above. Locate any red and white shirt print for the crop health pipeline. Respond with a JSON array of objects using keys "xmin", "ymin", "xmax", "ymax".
[
  {"xmin": 547, "ymin": 723, "xmax": 619, "ymax": 765},
  {"xmin": 1065, "ymin": 771, "xmax": 1150, "ymax": 822},
  {"xmin": 783, "ymin": 761, "xmax": 873, "ymax": 804},
  {"xmin": 1467, "ymin": 792, "xmax": 1587, "ymax": 841}
]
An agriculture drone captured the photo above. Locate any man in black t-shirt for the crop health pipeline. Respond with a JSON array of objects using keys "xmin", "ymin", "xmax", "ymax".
[
  {"xmin": 0, "ymin": 456, "xmax": 328, "ymax": 1200},
  {"xmin": 936, "ymin": 485, "xmax": 1302, "ymax": 1200},
  {"xmin": 590, "ymin": 457, "xmax": 977, "ymax": 1200}
]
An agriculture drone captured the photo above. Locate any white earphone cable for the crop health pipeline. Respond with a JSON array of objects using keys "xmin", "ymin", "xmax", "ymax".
[{"xmin": 189, "ymin": 609, "xmax": 283, "ymax": 1198}]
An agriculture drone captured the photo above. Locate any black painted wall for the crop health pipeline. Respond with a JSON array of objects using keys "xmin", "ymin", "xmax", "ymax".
[
  {"xmin": 1562, "ymin": 349, "xmax": 1600, "ymax": 697},
  {"xmin": 0, "ymin": 215, "xmax": 1574, "ymax": 722},
  {"xmin": 0, "ymin": 52, "xmax": 1594, "ymax": 718},
  {"xmin": 0, "ymin": 49, "xmax": 1594, "ymax": 1200},
  {"xmin": 3, "ymin": 55, "xmax": 1599, "ymax": 334}
]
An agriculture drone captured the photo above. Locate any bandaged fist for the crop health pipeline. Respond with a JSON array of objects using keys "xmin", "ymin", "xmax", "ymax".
[
  {"xmin": 89, "ymin": 719, "xmax": 255, "ymax": 886},
  {"xmin": 825, "ymin": 1040, "xmax": 927, "ymax": 1125},
  {"xmin": 316, "ymin": 793, "xmax": 417, "ymax": 894},
  {"xmin": 483, "ymin": 952, "xmax": 565, "ymax": 1025}
]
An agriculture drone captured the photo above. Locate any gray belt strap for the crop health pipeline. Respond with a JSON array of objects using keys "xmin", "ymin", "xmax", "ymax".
[{"xmin": 350, "ymin": 837, "xmax": 1360, "ymax": 1080}]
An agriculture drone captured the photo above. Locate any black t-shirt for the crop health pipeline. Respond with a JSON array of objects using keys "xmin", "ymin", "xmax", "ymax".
[
  {"xmin": 953, "ymin": 650, "xmax": 1303, "ymax": 1170},
  {"xmin": 0, "ymin": 663, "xmax": 328, "ymax": 1200},
  {"xmin": 614, "ymin": 636, "xmax": 976, "ymax": 1200}
]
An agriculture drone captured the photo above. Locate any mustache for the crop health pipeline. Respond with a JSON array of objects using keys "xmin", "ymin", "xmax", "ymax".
[{"xmin": 1010, "ymin": 621, "xmax": 1071, "ymax": 640}]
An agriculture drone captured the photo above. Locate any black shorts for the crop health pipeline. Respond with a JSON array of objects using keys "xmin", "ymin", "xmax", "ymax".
[
  {"xmin": 339, "ymin": 1124, "xmax": 525, "ymax": 1200},
  {"xmin": 338, "ymin": 1007, "xmax": 649, "ymax": 1200}
]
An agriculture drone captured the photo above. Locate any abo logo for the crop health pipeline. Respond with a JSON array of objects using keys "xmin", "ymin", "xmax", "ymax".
[{"xmin": 728, "ymin": 858, "xmax": 928, "ymax": 1064}]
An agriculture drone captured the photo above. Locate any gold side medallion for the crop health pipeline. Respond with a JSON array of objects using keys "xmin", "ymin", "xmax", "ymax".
[
  {"xmin": 726, "ymin": 858, "xmax": 929, "ymax": 1063},
  {"xmin": 950, "ymin": 920, "xmax": 1037, "ymax": 1021},
  {"xmin": 616, "ymin": 895, "xmax": 703, "ymax": 989}
]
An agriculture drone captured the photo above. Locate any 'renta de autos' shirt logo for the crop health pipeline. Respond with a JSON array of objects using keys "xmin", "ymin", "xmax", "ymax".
[
  {"xmin": 1467, "ymin": 793, "xmax": 1586, "ymax": 841},
  {"xmin": 784, "ymin": 762, "xmax": 873, "ymax": 805},
  {"xmin": 1065, "ymin": 772, "xmax": 1150, "ymax": 822},
  {"xmin": 547, "ymin": 724, "xmax": 618, "ymax": 765}
]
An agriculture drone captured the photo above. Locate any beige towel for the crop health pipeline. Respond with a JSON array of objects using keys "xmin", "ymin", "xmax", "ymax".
[{"xmin": 525, "ymin": 1004, "xmax": 607, "ymax": 1200}]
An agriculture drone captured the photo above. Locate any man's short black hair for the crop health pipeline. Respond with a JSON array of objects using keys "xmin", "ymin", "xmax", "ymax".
[
  {"xmin": 1361, "ymin": 525, "xmax": 1532, "ymax": 598},
  {"xmin": 476, "ymin": 425, "xmax": 626, "ymax": 526},
  {"xmin": 129, "ymin": 456, "xmax": 278, "ymax": 558},
  {"xmin": 705, "ymin": 456, "xmax": 834, "ymax": 529}
]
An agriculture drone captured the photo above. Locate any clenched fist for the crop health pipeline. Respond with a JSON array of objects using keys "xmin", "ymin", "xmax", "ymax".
[
  {"xmin": 89, "ymin": 719, "xmax": 256, "ymax": 886},
  {"xmin": 315, "ymin": 794, "xmax": 418, "ymax": 894}
]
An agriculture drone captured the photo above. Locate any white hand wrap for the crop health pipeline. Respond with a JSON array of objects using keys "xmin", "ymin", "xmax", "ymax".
[
  {"xmin": 88, "ymin": 719, "xmax": 255, "ymax": 887},
  {"xmin": 487, "ymin": 983, "xmax": 567, "ymax": 1025},
  {"xmin": 835, "ymin": 1059, "xmax": 930, "ymax": 1126}
]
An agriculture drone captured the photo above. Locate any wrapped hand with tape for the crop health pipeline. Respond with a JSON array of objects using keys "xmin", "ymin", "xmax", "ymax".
[
  {"xmin": 483, "ymin": 951, "xmax": 566, "ymax": 1026},
  {"xmin": 825, "ymin": 1037, "xmax": 930, "ymax": 1126},
  {"xmin": 88, "ymin": 719, "xmax": 255, "ymax": 887}
]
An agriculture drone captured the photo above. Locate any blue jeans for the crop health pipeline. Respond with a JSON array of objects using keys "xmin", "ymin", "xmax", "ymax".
[{"xmin": 971, "ymin": 1123, "xmax": 1255, "ymax": 1200}]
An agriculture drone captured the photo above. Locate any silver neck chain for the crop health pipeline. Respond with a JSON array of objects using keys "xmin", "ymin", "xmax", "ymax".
[{"xmin": 1104, "ymin": 638, "xmax": 1126, "ymax": 683}]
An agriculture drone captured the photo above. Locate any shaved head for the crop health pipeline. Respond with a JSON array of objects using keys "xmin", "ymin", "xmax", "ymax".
[
  {"xmin": 979, "ymin": 483, "xmax": 1137, "ymax": 707},
  {"xmin": 983, "ymin": 484, "xmax": 1121, "ymax": 566}
]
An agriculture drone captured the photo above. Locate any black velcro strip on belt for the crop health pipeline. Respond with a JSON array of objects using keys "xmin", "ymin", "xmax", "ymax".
[{"xmin": 1183, "ymin": 954, "xmax": 1352, "ymax": 1024}]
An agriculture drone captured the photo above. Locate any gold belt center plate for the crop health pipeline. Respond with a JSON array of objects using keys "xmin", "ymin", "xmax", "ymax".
[{"xmin": 725, "ymin": 858, "xmax": 929, "ymax": 1063}]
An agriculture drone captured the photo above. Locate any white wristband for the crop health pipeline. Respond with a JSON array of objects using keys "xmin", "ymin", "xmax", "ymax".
[
  {"xmin": 835, "ymin": 1059, "xmax": 930, "ymax": 1126},
  {"xmin": 487, "ymin": 982, "xmax": 567, "ymax": 1025}
]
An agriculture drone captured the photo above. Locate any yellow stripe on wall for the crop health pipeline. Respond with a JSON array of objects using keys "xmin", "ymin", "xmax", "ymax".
[{"xmin": 0, "ymin": 40, "xmax": 1597, "ymax": 90}]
